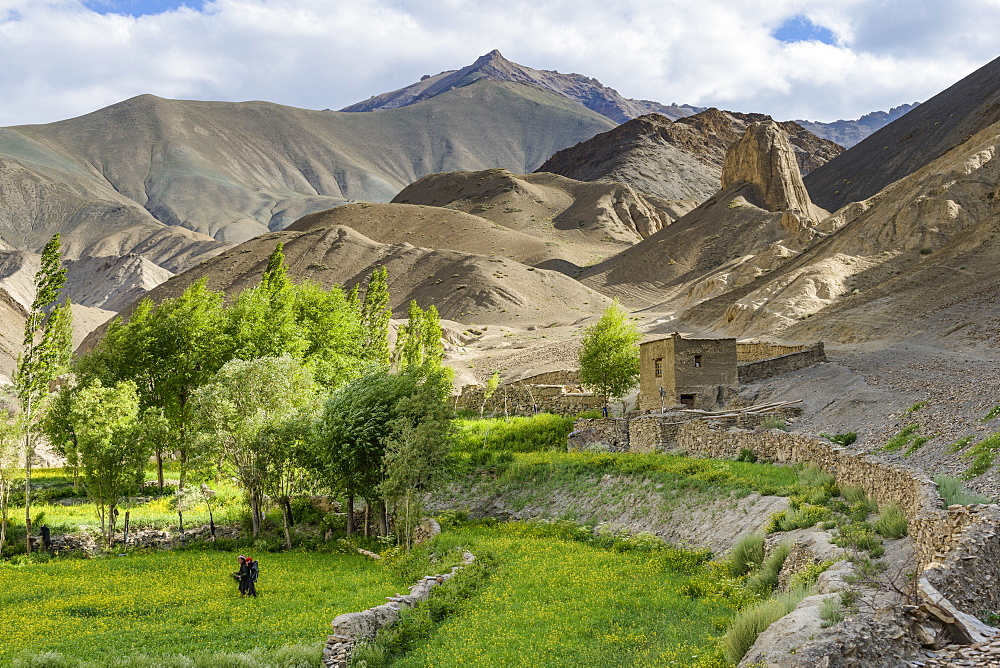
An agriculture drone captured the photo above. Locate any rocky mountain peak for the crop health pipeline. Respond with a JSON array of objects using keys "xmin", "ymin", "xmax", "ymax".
[{"xmin": 721, "ymin": 121, "xmax": 814, "ymax": 217}]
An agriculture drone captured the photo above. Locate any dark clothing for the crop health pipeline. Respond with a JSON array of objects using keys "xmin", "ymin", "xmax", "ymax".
[{"xmin": 239, "ymin": 559, "xmax": 259, "ymax": 597}]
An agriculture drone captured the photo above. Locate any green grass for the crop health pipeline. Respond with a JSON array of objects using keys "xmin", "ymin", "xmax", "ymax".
[
  {"xmin": 935, "ymin": 476, "xmax": 993, "ymax": 506},
  {"xmin": 388, "ymin": 523, "xmax": 733, "ymax": 667},
  {"xmin": 961, "ymin": 432, "xmax": 1000, "ymax": 479},
  {"xmin": 727, "ymin": 533, "xmax": 765, "ymax": 577},
  {"xmin": 745, "ymin": 542, "xmax": 791, "ymax": 594},
  {"xmin": 0, "ymin": 551, "xmax": 422, "ymax": 665},
  {"xmin": 722, "ymin": 586, "xmax": 810, "ymax": 663},
  {"xmin": 872, "ymin": 504, "xmax": 908, "ymax": 539},
  {"xmin": 879, "ymin": 424, "xmax": 929, "ymax": 453},
  {"xmin": 452, "ymin": 414, "xmax": 575, "ymax": 453}
]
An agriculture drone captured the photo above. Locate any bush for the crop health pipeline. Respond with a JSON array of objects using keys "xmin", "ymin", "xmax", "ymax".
[
  {"xmin": 767, "ymin": 504, "xmax": 831, "ymax": 532},
  {"xmin": 735, "ymin": 448, "xmax": 757, "ymax": 463},
  {"xmin": 761, "ymin": 417, "xmax": 787, "ymax": 431},
  {"xmin": 935, "ymin": 476, "xmax": 992, "ymax": 506},
  {"xmin": 787, "ymin": 559, "xmax": 834, "ymax": 591},
  {"xmin": 961, "ymin": 432, "xmax": 1000, "ymax": 479},
  {"xmin": 746, "ymin": 542, "xmax": 791, "ymax": 593},
  {"xmin": 722, "ymin": 586, "xmax": 809, "ymax": 663},
  {"xmin": 819, "ymin": 595, "xmax": 844, "ymax": 627},
  {"xmin": 873, "ymin": 504, "xmax": 908, "ymax": 539},
  {"xmin": 453, "ymin": 414, "xmax": 575, "ymax": 453},
  {"xmin": 833, "ymin": 522, "xmax": 884, "ymax": 557},
  {"xmin": 727, "ymin": 533, "xmax": 765, "ymax": 577}
]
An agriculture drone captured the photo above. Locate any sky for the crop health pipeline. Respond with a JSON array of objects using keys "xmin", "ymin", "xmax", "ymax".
[{"xmin": 0, "ymin": 0, "xmax": 997, "ymax": 127}]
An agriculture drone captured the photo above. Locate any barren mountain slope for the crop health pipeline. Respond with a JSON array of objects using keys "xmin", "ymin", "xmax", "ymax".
[
  {"xmin": 81, "ymin": 218, "xmax": 611, "ymax": 354},
  {"xmin": 286, "ymin": 203, "xmax": 566, "ymax": 269},
  {"xmin": 578, "ymin": 121, "xmax": 827, "ymax": 306},
  {"xmin": 392, "ymin": 168, "xmax": 694, "ymax": 270},
  {"xmin": 680, "ymin": 119, "xmax": 1000, "ymax": 345},
  {"xmin": 2, "ymin": 80, "xmax": 614, "ymax": 253},
  {"xmin": 536, "ymin": 109, "xmax": 842, "ymax": 202},
  {"xmin": 342, "ymin": 49, "xmax": 703, "ymax": 124},
  {"xmin": 794, "ymin": 103, "xmax": 918, "ymax": 149},
  {"xmin": 804, "ymin": 55, "xmax": 1000, "ymax": 211}
]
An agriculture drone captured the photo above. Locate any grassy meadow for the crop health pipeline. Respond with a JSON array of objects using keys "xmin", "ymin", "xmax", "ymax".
[{"xmin": 0, "ymin": 550, "xmax": 413, "ymax": 665}]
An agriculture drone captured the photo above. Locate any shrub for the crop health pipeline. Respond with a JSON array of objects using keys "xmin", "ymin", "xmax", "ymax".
[
  {"xmin": 819, "ymin": 595, "xmax": 844, "ymax": 627},
  {"xmin": 935, "ymin": 476, "xmax": 992, "ymax": 506},
  {"xmin": 819, "ymin": 432, "xmax": 857, "ymax": 447},
  {"xmin": 767, "ymin": 504, "xmax": 831, "ymax": 532},
  {"xmin": 761, "ymin": 417, "xmax": 787, "ymax": 431},
  {"xmin": 834, "ymin": 522, "xmax": 884, "ymax": 557},
  {"xmin": 727, "ymin": 533, "xmax": 765, "ymax": 577},
  {"xmin": 722, "ymin": 586, "xmax": 810, "ymax": 663},
  {"xmin": 348, "ymin": 642, "xmax": 386, "ymax": 668},
  {"xmin": 873, "ymin": 504, "xmax": 908, "ymax": 539},
  {"xmin": 735, "ymin": 448, "xmax": 757, "ymax": 463},
  {"xmin": 746, "ymin": 542, "xmax": 791, "ymax": 593},
  {"xmin": 984, "ymin": 405, "xmax": 1000, "ymax": 422},
  {"xmin": 787, "ymin": 559, "xmax": 835, "ymax": 591}
]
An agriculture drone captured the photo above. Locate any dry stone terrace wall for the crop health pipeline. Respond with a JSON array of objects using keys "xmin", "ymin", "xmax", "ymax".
[
  {"xmin": 570, "ymin": 414, "xmax": 1000, "ymax": 620},
  {"xmin": 456, "ymin": 383, "xmax": 604, "ymax": 416},
  {"xmin": 737, "ymin": 342, "xmax": 826, "ymax": 384}
]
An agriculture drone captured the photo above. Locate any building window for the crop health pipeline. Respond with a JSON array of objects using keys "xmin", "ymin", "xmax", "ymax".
[
  {"xmin": 680, "ymin": 394, "xmax": 696, "ymax": 408},
  {"xmin": 654, "ymin": 358, "xmax": 663, "ymax": 377},
  {"xmin": 694, "ymin": 354, "xmax": 702, "ymax": 368}
]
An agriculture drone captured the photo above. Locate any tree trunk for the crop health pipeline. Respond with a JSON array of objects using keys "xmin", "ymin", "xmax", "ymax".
[
  {"xmin": 249, "ymin": 493, "xmax": 260, "ymax": 537},
  {"xmin": 208, "ymin": 504, "xmax": 216, "ymax": 540},
  {"xmin": 363, "ymin": 499, "xmax": 371, "ymax": 538},
  {"xmin": 283, "ymin": 497, "xmax": 294, "ymax": 527},
  {"xmin": 346, "ymin": 495, "xmax": 354, "ymax": 536},
  {"xmin": 281, "ymin": 497, "xmax": 293, "ymax": 549},
  {"xmin": 155, "ymin": 449, "xmax": 164, "ymax": 489},
  {"xmin": 379, "ymin": 499, "xmax": 388, "ymax": 538},
  {"xmin": 23, "ymin": 418, "xmax": 32, "ymax": 555},
  {"xmin": 0, "ymin": 483, "xmax": 9, "ymax": 556}
]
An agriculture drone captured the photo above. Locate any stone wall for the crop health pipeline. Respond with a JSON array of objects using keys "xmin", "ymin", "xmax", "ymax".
[
  {"xmin": 668, "ymin": 420, "xmax": 1000, "ymax": 616},
  {"xmin": 737, "ymin": 342, "xmax": 826, "ymax": 384},
  {"xmin": 456, "ymin": 383, "xmax": 604, "ymax": 416},
  {"xmin": 625, "ymin": 410, "xmax": 799, "ymax": 454},
  {"xmin": 513, "ymin": 370, "xmax": 581, "ymax": 385},
  {"xmin": 567, "ymin": 418, "xmax": 629, "ymax": 452},
  {"xmin": 736, "ymin": 341, "xmax": 808, "ymax": 362},
  {"xmin": 324, "ymin": 552, "xmax": 476, "ymax": 668}
]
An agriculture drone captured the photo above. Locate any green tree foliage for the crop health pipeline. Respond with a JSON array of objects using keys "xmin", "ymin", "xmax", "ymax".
[
  {"xmin": 256, "ymin": 413, "xmax": 314, "ymax": 548},
  {"xmin": 14, "ymin": 233, "xmax": 71, "ymax": 552},
  {"xmin": 0, "ymin": 396, "xmax": 23, "ymax": 556},
  {"xmin": 68, "ymin": 380, "xmax": 149, "ymax": 548},
  {"xmin": 578, "ymin": 301, "xmax": 641, "ymax": 413},
  {"xmin": 481, "ymin": 371, "xmax": 501, "ymax": 417},
  {"xmin": 380, "ymin": 365, "xmax": 455, "ymax": 548},
  {"xmin": 360, "ymin": 266, "xmax": 391, "ymax": 366},
  {"xmin": 79, "ymin": 279, "xmax": 225, "ymax": 491},
  {"xmin": 395, "ymin": 300, "xmax": 445, "ymax": 372},
  {"xmin": 191, "ymin": 356, "xmax": 317, "ymax": 537}
]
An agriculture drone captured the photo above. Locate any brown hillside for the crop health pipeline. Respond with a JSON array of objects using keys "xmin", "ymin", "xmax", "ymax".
[
  {"xmin": 287, "ymin": 203, "xmax": 565, "ymax": 269},
  {"xmin": 536, "ymin": 109, "xmax": 842, "ymax": 202},
  {"xmin": 392, "ymin": 168, "xmax": 693, "ymax": 270},
  {"xmin": 578, "ymin": 121, "xmax": 827, "ymax": 307},
  {"xmin": 80, "ymin": 218, "xmax": 611, "ymax": 354},
  {"xmin": 680, "ymin": 119, "xmax": 1000, "ymax": 345},
  {"xmin": 804, "ymin": 55, "xmax": 1000, "ymax": 211}
]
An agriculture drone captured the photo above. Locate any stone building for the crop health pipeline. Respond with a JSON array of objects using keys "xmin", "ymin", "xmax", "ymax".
[{"xmin": 637, "ymin": 333, "xmax": 738, "ymax": 411}]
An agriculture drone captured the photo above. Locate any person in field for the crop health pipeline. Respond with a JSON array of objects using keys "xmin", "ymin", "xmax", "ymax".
[{"xmin": 234, "ymin": 555, "xmax": 259, "ymax": 597}]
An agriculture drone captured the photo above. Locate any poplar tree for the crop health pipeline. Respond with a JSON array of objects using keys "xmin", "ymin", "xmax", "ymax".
[
  {"xmin": 15, "ymin": 234, "xmax": 71, "ymax": 553},
  {"xmin": 360, "ymin": 267, "xmax": 391, "ymax": 366}
]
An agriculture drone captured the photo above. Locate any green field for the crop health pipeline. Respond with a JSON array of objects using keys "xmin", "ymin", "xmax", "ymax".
[
  {"xmin": 0, "ymin": 551, "xmax": 404, "ymax": 664},
  {"xmin": 391, "ymin": 524, "xmax": 734, "ymax": 668}
]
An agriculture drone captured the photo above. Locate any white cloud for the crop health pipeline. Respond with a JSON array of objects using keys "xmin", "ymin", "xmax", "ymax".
[{"xmin": 0, "ymin": 0, "xmax": 997, "ymax": 126}]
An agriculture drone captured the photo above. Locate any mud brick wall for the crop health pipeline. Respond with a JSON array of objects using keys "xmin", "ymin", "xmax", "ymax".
[
  {"xmin": 737, "ymin": 343, "xmax": 826, "ymax": 384},
  {"xmin": 736, "ymin": 341, "xmax": 809, "ymax": 362}
]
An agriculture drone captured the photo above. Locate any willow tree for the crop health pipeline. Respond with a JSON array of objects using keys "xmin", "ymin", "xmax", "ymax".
[
  {"xmin": 15, "ymin": 234, "xmax": 72, "ymax": 553},
  {"xmin": 578, "ymin": 301, "xmax": 641, "ymax": 415}
]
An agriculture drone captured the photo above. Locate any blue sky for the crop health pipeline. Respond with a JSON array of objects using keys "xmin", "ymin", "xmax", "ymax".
[
  {"xmin": 0, "ymin": 0, "xmax": 997, "ymax": 126},
  {"xmin": 84, "ymin": 0, "xmax": 203, "ymax": 16},
  {"xmin": 773, "ymin": 15, "xmax": 838, "ymax": 45}
]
